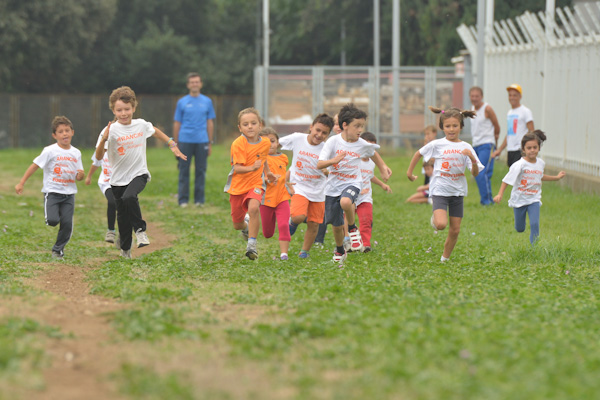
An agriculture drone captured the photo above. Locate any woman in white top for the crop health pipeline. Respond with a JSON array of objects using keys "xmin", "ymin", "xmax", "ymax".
[
  {"xmin": 407, "ymin": 106, "xmax": 484, "ymax": 262},
  {"xmin": 493, "ymin": 130, "xmax": 565, "ymax": 244}
]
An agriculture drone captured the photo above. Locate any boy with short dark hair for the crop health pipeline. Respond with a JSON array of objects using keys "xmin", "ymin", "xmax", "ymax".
[
  {"xmin": 317, "ymin": 104, "xmax": 390, "ymax": 263},
  {"xmin": 15, "ymin": 116, "xmax": 85, "ymax": 259}
]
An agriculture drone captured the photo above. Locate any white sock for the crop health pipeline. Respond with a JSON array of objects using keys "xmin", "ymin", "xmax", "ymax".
[
  {"xmin": 280, "ymin": 253, "xmax": 288, "ymax": 258},
  {"xmin": 441, "ymin": 255, "xmax": 450, "ymax": 262}
]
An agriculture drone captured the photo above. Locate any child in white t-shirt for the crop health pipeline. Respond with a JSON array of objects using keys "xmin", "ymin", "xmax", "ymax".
[
  {"xmin": 317, "ymin": 103, "xmax": 390, "ymax": 263},
  {"xmin": 279, "ymin": 113, "xmax": 334, "ymax": 258},
  {"xmin": 355, "ymin": 132, "xmax": 392, "ymax": 253},
  {"xmin": 85, "ymin": 151, "xmax": 117, "ymax": 243},
  {"xmin": 15, "ymin": 116, "xmax": 84, "ymax": 259},
  {"xmin": 407, "ymin": 106, "xmax": 484, "ymax": 262},
  {"xmin": 493, "ymin": 130, "xmax": 565, "ymax": 244},
  {"xmin": 95, "ymin": 86, "xmax": 187, "ymax": 258}
]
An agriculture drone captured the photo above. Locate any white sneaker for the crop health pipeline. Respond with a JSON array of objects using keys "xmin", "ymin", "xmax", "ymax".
[
  {"xmin": 120, "ymin": 249, "xmax": 131, "ymax": 259},
  {"xmin": 348, "ymin": 228, "xmax": 363, "ymax": 252},
  {"xmin": 245, "ymin": 241, "xmax": 258, "ymax": 260},
  {"xmin": 332, "ymin": 251, "xmax": 347, "ymax": 264},
  {"xmin": 135, "ymin": 228, "xmax": 150, "ymax": 248},
  {"xmin": 105, "ymin": 230, "xmax": 116, "ymax": 243},
  {"xmin": 241, "ymin": 213, "xmax": 250, "ymax": 240},
  {"xmin": 180, "ymin": 203, "xmax": 188, "ymax": 208}
]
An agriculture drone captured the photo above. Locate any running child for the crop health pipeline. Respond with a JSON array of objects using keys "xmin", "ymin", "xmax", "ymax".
[
  {"xmin": 317, "ymin": 103, "xmax": 390, "ymax": 263},
  {"xmin": 355, "ymin": 131, "xmax": 392, "ymax": 253},
  {"xmin": 224, "ymin": 107, "xmax": 278, "ymax": 260},
  {"xmin": 279, "ymin": 113, "xmax": 334, "ymax": 258},
  {"xmin": 259, "ymin": 128, "xmax": 293, "ymax": 260},
  {"xmin": 95, "ymin": 86, "xmax": 187, "ymax": 259},
  {"xmin": 85, "ymin": 151, "xmax": 117, "ymax": 243},
  {"xmin": 406, "ymin": 106, "xmax": 484, "ymax": 262},
  {"xmin": 406, "ymin": 160, "xmax": 433, "ymax": 204},
  {"xmin": 493, "ymin": 130, "xmax": 565, "ymax": 244},
  {"xmin": 15, "ymin": 116, "xmax": 84, "ymax": 259}
]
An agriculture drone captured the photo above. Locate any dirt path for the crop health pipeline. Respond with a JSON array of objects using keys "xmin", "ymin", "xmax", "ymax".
[{"xmin": 3, "ymin": 221, "xmax": 173, "ymax": 400}]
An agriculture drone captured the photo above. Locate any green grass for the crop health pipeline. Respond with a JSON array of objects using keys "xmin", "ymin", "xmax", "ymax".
[{"xmin": 2, "ymin": 145, "xmax": 600, "ymax": 399}]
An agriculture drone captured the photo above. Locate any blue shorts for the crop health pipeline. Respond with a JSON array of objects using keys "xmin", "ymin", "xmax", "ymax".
[{"xmin": 325, "ymin": 185, "xmax": 360, "ymax": 227}]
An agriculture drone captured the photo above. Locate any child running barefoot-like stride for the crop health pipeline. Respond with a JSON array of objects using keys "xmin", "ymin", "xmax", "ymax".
[
  {"xmin": 224, "ymin": 108, "xmax": 278, "ymax": 260},
  {"xmin": 493, "ymin": 130, "xmax": 565, "ymax": 244},
  {"xmin": 407, "ymin": 106, "xmax": 485, "ymax": 262},
  {"xmin": 259, "ymin": 128, "xmax": 294, "ymax": 260},
  {"xmin": 95, "ymin": 86, "xmax": 187, "ymax": 259},
  {"xmin": 15, "ymin": 116, "xmax": 84, "ymax": 259}
]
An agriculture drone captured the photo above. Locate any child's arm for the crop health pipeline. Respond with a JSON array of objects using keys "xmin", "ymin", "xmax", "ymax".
[
  {"xmin": 371, "ymin": 151, "xmax": 392, "ymax": 182},
  {"xmin": 492, "ymin": 136, "xmax": 507, "ymax": 158},
  {"xmin": 406, "ymin": 151, "xmax": 423, "ymax": 182},
  {"xmin": 416, "ymin": 183, "xmax": 429, "ymax": 191},
  {"xmin": 542, "ymin": 171, "xmax": 566, "ymax": 181},
  {"xmin": 371, "ymin": 176, "xmax": 392, "ymax": 193},
  {"xmin": 316, "ymin": 151, "xmax": 346, "ymax": 169},
  {"xmin": 85, "ymin": 164, "xmax": 99, "ymax": 185},
  {"xmin": 285, "ymin": 170, "xmax": 296, "ymax": 195},
  {"xmin": 233, "ymin": 160, "xmax": 262, "ymax": 174},
  {"xmin": 153, "ymin": 127, "xmax": 187, "ymax": 160},
  {"xmin": 263, "ymin": 160, "xmax": 279, "ymax": 183},
  {"xmin": 461, "ymin": 149, "xmax": 480, "ymax": 177},
  {"xmin": 15, "ymin": 163, "xmax": 39, "ymax": 194},
  {"xmin": 493, "ymin": 182, "xmax": 510, "ymax": 203},
  {"xmin": 95, "ymin": 123, "xmax": 110, "ymax": 161},
  {"xmin": 76, "ymin": 168, "xmax": 85, "ymax": 181}
]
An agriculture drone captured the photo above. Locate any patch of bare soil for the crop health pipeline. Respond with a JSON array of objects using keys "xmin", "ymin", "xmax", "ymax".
[{"xmin": 2, "ymin": 221, "xmax": 173, "ymax": 400}]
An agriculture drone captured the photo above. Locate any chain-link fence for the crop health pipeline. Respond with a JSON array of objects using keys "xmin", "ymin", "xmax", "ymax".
[
  {"xmin": 0, "ymin": 94, "xmax": 252, "ymax": 149},
  {"xmin": 254, "ymin": 66, "xmax": 465, "ymax": 149}
]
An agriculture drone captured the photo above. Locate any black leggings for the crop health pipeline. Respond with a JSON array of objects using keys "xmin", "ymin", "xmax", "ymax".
[
  {"xmin": 105, "ymin": 188, "xmax": 117, "ymax": 231},
  {"xmin": 111, "ymin": 175, "xmax": 148, "ymax": 251}
]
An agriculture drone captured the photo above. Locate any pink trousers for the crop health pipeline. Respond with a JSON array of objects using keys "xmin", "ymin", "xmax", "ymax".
[
  {"xmin": 260, "ymin": 201, "xmax": 291, "ymax": 242},
  {"xmin": 356, "ymin": 202, "xmax": 373, "ymax": 247}
]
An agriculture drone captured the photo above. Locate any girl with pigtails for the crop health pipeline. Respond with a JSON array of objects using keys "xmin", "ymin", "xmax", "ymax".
[
  {"xmin": 406, "ymin": 106, "xmax": 485, "ymax": 262},
  {"xmin": 493, "ymin": 130, "xmax": 565, "ymax": 244}
]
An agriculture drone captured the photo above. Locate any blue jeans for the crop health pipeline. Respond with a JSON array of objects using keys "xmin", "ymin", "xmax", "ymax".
[
  {"xmin": 474, "ymin": 143, "xmax": 495, "ymax": 205},
  {"xmin": 514, "ymin": 202, "xmax": 540, "ymax": 244},
  {"xmin": 178, "ymin": 142, "xmax": 209, "ymax": 205}
]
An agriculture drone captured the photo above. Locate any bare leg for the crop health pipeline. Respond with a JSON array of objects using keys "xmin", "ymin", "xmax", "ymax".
[
  {"xmin": 442, "ymin": 216, "xmax": 462, "ymax": 259},
  {"xmin": 302, "ymin": 221, "xmax": 319, "ymax": 252},
  {"xmin": 432, "ymin": 209, "xmax": 448, "ymax": 231},
  {"xmin": 332, "ymin": 225, "xmax": 345, "ymax": 247},
  {"xmin": 247, "ymin": 199, "xmax": 261, "ymax": 238},
  {"xmin": 340, "ymin": 197, "xmax": 356, "ymax": 226}
]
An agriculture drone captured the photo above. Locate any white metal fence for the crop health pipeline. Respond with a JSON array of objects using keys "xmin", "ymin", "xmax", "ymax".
[
  {"xmin": 254, "ymin": 66, "xmax": 464, "ymax": 147},
  {"xmin": 458, "ymin": 2, "xmax": 600, "ymax": 177}
]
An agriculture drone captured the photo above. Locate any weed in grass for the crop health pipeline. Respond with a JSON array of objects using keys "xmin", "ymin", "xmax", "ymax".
[{"xmin": 116, "ymin": 364, "xmax": 195, "ymax": 400}]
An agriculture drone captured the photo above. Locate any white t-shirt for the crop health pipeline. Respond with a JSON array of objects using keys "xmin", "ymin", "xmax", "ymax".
[
  {"xmin": 319, "ymin": 135, "xmax": 380, "ymax": 197},
  {"xmin": 419, "ymin": 138, "xmax": 484, "ymax": 197},
  {"xmin": 471, "ymin": 103, "xmax": 495, "ymax": 147},
  {"xmin": 100, "ymin": 119, "xmax": 155, "ymax": 186},
  {"xmin": 91, "ymin": 148, "xmax": 112, "ymax": 194},
  {"xmin": 33, "ymin": 143, "xmax": 83, "ymax": 195},
  {"xmin": 506, "ymin": 105, "xmax": 533, "ymax": 151},
  {"xmin": 502, "ymin": 157, "xmax": 545, "ymax": 208},
  {"xmin": 279, "ymin": 132, "xmax": 327, "ymax": 202},
  {"xmin": 356, "ymin": 159, "xmax": 375, "ymax": 206}
]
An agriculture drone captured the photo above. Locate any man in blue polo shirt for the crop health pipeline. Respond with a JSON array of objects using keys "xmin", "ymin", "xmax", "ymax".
[{"xmin": 173, "ymin": 73, "xmax": 216, "ymax": 207}]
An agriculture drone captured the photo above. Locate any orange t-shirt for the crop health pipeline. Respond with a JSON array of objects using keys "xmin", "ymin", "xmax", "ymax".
[
  {"xmin": 225, "ymin": 135, "xmax": 270, "ymax": 195},
  {"xmin": 263, "ymin": 153, "xmax": 291, "ymax": 207}
]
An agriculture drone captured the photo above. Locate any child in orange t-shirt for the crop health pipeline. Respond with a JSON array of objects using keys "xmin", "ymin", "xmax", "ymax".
[
  {"xmin": 224, "ymin": 108, "xmax": 278, "ymax": 260},
  {"xmin": 259, "ymin": 128, "xmax": 294, "ymax": 260}
]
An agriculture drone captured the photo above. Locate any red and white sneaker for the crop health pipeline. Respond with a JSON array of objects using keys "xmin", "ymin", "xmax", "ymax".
[
  {"xmin": 332, "ymin": 251, "xmax": 347, "ymax": 264},
  {"xmin": 348, "ymin": 228, "xmax": 363, "ymax": 252}
]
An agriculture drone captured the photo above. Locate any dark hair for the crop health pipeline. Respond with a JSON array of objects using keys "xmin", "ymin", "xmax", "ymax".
[
  {"xmin": 51, "ymin": 116, "xmax": 73, "ymax": 133},
  {"xmin": 338, "ymin": 103, "xmax": 367, "ymax": 130},
  {"xmin": 187, "ymin": 72, "xmax": 201, "ymax": 82},
  {"xmin": 521, "ymin": 129, "xmax": 547, "ymax": 151},
  {"xmin": 360, "ymin": 131, "xmax": 377, "ymax": 143},
  {"xmin": 429, "ymin": 106, "xmax": 476, "ymax": 129},
  {"xmin": 469, "ymin": 86, "xmax": 483, "ymax": 96},
  {"xmin": 259, "ymin": 126, "xmax": 278, "ymax": 140},
  {"xmin": 312, "ymin": 113, "xmax": 334, "ymax": 131}
]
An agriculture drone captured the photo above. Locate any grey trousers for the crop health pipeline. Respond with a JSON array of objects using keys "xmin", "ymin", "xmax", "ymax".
[{"xmin": 44, "ymin": 192, "xmax": 75, "ymax": 253}]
